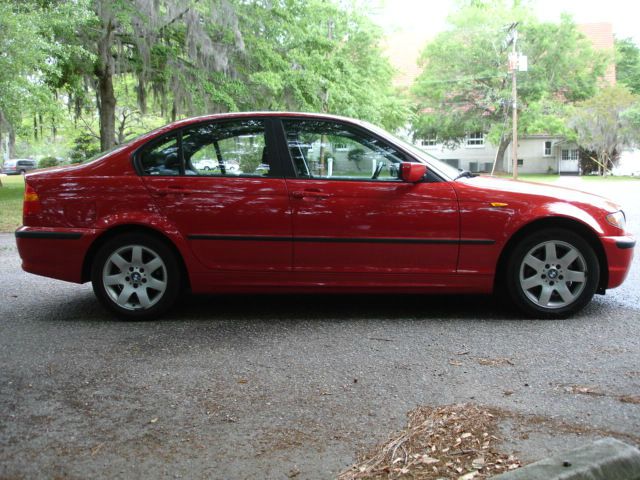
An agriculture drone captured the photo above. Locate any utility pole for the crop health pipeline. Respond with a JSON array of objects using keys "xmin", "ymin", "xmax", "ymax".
[{"xmin": 510, "ymin": 27, "xmax": 519, "ymax": 179}]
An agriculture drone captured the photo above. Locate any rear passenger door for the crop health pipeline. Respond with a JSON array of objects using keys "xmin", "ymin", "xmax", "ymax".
[{"xmin": 139, "ymin": 118, "xmax": 292, "ymax": 272}]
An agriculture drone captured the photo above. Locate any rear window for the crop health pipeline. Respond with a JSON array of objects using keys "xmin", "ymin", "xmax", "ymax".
[{"xmin": 17, "ymin": 160, "xmax": 35, "ymax": 167}]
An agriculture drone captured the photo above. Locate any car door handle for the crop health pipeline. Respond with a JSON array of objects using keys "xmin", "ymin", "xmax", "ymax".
[
  {"xmin": 151, "ymin": 185, "xmax": 190, "ymax": 196},
  {"xmin": 291, "ymin": 190, "xmax": 329, "ymax": 200}
]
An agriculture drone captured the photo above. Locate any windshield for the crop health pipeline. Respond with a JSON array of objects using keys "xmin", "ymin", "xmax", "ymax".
[{"xmin": 361, "ymin": 121, "xmax": 461, "ymax": 180}]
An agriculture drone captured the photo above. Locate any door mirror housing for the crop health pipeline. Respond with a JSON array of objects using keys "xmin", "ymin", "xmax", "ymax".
[{"xmin": 400, "ymin": 163, "xmax": 427, "ymax": 183}]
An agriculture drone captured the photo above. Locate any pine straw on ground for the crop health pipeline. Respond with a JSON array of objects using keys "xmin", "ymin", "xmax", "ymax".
[{"xmin": 338, "ymin": 404, "xmax": 522, "ymax": 480}]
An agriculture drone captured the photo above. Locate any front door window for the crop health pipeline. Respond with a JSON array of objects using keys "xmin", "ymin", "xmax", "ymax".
[{"xmin": 282, "ymin": 119, "xmax": 406, "ymax": 181}]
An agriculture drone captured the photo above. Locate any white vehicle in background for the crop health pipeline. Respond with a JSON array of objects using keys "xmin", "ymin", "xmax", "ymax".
[
  {"xmin": 2, "ymin": 159, "xmax": 37, "ymax": 175},
  {"xmin": 193, "ymin": 158, "xmax": 240, "ymax": 173}
]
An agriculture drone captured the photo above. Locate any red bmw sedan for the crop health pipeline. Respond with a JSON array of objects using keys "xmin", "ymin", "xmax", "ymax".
[{"xmin": 15, "ymin": 112, "xmax": 635, "ymax": 319}]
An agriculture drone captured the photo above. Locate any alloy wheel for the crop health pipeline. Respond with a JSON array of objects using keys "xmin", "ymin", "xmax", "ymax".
[
  {"xmin": 518, "ymin": 239, "xmax": 588, "ymax": 309},
  {"xmin": 102, "ymin": 244, "xmax": 168, "ymax": 310}
]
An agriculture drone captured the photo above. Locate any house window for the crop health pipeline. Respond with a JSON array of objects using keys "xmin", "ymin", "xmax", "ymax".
[
  {"xmin": 517, "ymin": 158, "xmax": 524, "ymax": 166},
  {"xmin": 443, "ymin": 159, "xmax": 460, "ymax": 169},
  {"xmin": 562, "ymin": 149, "xmax": 579, "ymax": 161},
  {"xmin": 419, "ymin": 136, "xmax": 437, "ymax": 148},
  {"xmin": 466, "ymin": 132, "xmax": 484, "ymax": 147},
  {"xmin": 334, "ymin": 143, "xmax": 348, "ymax": 152},
  {"xmin": 544, "ymin": 141, "xmax": 552, "ymax": 156}
]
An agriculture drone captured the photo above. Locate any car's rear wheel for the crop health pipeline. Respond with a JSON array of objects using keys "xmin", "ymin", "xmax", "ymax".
[
  {"xmin": 91, "ymin": 233, "xmax": 181, "ymax": 319},
  {"xmin": 506, "ymin": 228, "xmax": 600, "ymax": 318}
]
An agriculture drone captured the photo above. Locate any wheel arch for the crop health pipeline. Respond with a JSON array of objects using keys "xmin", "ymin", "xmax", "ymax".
[
  {"xmin": 494, "ymin": 217, "xmax": 608, "ymax": 294},
  {"xmin": 82, "ymin": 224, "xmax": 191, "ymax": 290}
]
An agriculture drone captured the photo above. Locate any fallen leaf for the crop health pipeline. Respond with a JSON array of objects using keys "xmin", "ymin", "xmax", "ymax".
[
  {"xmin": 238, "ymin": 379, "xmax": 248, "ymax": 384},
  {"xmin": 449, "ymin": 360, "xmax": 464, "ymax": 366},
  {"xmin": 149, "ymin": 417, "xmax": 158, "ymax": 424},
  {"xmin": 91, "ymin": 443, "xmax": 104, "ymax": 456},
  {"xmin": 477, "ymin": 357, "xmax": 514, "ymax": 367},
  {"xmin": 461, "ymin": 432, "xmax": 472, "ymax": 439},
  {"xmin": 459, "ymin": 472, "xmax": 478, "ymax": 480},
  {"xmin": 288, "ymin": 468, "xmax": 300, "ymax": 478},
  {"xmin": 418, "ymin": 455, "xmax": 439, "ymax": 464},
  {"xmin": 568, "ymin": 385, "xmax": 604, "ymax": 396},
  {"xmin": 619, "ymin": 395, "xmax": 640, "ymax": 404}
]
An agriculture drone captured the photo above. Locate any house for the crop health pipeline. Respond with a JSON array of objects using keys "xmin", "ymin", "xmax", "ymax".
[
  {"xmin": 418, "ymin": 133, "xmax": 581, "ymax": 174},
  {"xmin": 386, "ymin": 23, "xmax": 616, "ymax": 174}
]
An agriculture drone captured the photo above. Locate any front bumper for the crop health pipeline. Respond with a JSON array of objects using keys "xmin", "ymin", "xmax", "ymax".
[
  {"xmin": 15, "ymin": 226, "xmax": 100, "ymax": 283},
  {"xmin": 601, "ymin": 235, "xmax": 635, "ymax": 289}
]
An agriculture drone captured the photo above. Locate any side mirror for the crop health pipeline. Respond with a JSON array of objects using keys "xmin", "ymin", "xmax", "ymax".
[{"xmin": 400, "ymin": 163, "xmax": 427, "ymax": 183}]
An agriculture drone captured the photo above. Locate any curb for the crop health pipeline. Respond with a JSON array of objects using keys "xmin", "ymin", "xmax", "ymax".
[{"xmin": 493, "ymin": 437, "xmax": 640, "ymax": 480}]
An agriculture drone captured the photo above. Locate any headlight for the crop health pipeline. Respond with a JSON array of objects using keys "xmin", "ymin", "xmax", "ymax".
[{"xmin": 606, "ymin": 210, "xmax": 626, "ymax": 230}]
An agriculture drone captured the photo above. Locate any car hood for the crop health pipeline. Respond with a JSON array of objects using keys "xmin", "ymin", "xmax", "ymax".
[{"xmin": 456, "ymin": 176, "xmax": 621, "ymax": 212}]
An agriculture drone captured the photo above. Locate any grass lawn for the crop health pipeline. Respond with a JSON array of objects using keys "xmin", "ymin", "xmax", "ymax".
[
  {"xmin": 493, "ymin": 173, "xmax": 640, "ymax": 184},
  {"xmin": 580, "ymin": 175, "xmax": 640, "ymax": 181},
  {"xmin": 0, "ymin": 175, "xmax": 24, "ymax": 232}
]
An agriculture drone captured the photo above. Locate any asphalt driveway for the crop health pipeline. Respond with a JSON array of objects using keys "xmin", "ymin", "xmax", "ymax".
[{"xmin": 1, "ymin": 178, "xmax": 639, "ymax": 479}]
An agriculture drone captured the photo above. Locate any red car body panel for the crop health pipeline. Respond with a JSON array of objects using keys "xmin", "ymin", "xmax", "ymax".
[
  {"xmin": 15, "ymin": 112, "xmax": 634, "ymax": 299},
  {"xmin": 285, "ymin": 178, "xmax": 460, "ymax": 274}
]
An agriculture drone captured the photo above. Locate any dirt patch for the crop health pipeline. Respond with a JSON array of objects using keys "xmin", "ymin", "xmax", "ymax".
[{"xmin": 338, "ymin": 404, "xmax": 522, "ymax": 479}]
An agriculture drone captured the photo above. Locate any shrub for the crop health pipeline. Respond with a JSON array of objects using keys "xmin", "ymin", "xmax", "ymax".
[
  {"xmin": 69, "ymin": 133, "xmax": 100, "ymax": 164},
  {"xmin": 38, "ymin": 156, "xmax": 59, "ymax": 168}
]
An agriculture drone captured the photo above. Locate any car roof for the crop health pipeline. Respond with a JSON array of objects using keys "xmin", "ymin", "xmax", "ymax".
[{"xmin": 155, "ymin": 111, "xmax": 373, "ymax": 134}]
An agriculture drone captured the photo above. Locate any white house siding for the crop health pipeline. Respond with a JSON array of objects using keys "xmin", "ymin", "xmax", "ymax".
[
  {"xmin": 419, "ymin": 135, "xmax": 580, "ymax": 174},
  {"xmin": 504, "ymin": 137, "xmax": 561, "ymax": 174},
  {"xmin": 611, "ymin": 149, "xmax": 640, "ymax": 176},
  {"xmin": 422, "ymin": 141, "xmax": 497, "ymax": 173}
]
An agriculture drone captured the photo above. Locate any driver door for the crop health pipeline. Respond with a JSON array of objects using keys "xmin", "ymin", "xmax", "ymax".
[{"xmin": 279, "ymin": 118, "xmax": 460, "ymax": 275}]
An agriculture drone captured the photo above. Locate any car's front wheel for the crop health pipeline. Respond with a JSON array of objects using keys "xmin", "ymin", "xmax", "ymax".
[
  {"xmin": 506, "ymin": 228, "xmax": 600, "ymax": 318},
  {"xmin": 91, "ymin": 233, "xmax": 181, "ymax": 319}
]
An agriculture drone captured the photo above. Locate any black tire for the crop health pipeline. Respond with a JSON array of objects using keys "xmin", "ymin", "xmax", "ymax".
[
  {"xmin": 91, "ymin": 233, "xmax": 181, "ymax": 319},
  {"xmin": 505, "ymin": 228, "xmax": 600, "ymax": 318}
]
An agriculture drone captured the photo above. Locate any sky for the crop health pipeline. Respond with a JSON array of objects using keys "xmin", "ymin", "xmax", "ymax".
[{"xmin": 373, "ymin": 0, "xmax": 640, "ymax": 44}]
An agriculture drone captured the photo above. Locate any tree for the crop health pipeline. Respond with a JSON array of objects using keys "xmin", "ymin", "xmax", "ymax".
[
  {"xmin": 47, "ymin": 0, "xmax": 245, "ymax": 151},
  {"xmin": 570, "ymin": 85, "xmax": 640, "ymax": 175},
  {"xmin": 615, "ymin": 38, "xmax": 640, "ymax": 95},
  {"xmin": 3, "ymin": 0, "xmax": 409, "ymax": 159},
  {"xmin": 0, "ymin": 1, "xmax": 49, "ymax": 159},
  {"xmin": 412, "ymin": 1, "xmax": 607, "ymax": 172},
  {"xmin": 238, "ymin": 0, "xmax": 409, "ymax": 130}
]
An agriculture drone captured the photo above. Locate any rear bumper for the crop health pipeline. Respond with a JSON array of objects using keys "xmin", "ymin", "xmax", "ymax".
[
  {"xmin": 15, "ymin": 226, "xmax": 100, "ymax": 283},
  {"xmin": 601, "ymin": 235, "xmax": 635, "ymax": 289}
]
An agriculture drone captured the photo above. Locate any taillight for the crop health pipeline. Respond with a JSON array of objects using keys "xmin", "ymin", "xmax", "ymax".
[{"xmin": 23, "ymin": 181, "xmax": 42, "ymax": 219}]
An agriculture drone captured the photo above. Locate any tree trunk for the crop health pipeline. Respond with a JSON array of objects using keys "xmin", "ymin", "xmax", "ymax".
[
  {"xmin": 493, "ymin": 136, "xmax": 511, "ymax": 175},
  {"xmin": 8, "ymin": 124, "xmax": 15, "ymax": 159},
  {"xmin": 95, "ymin": 5, "xmax": 116, "ymax": 152},
  {"xmin": 97, "ymin": 70, "xmax": 116, "ymax": 151}
]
